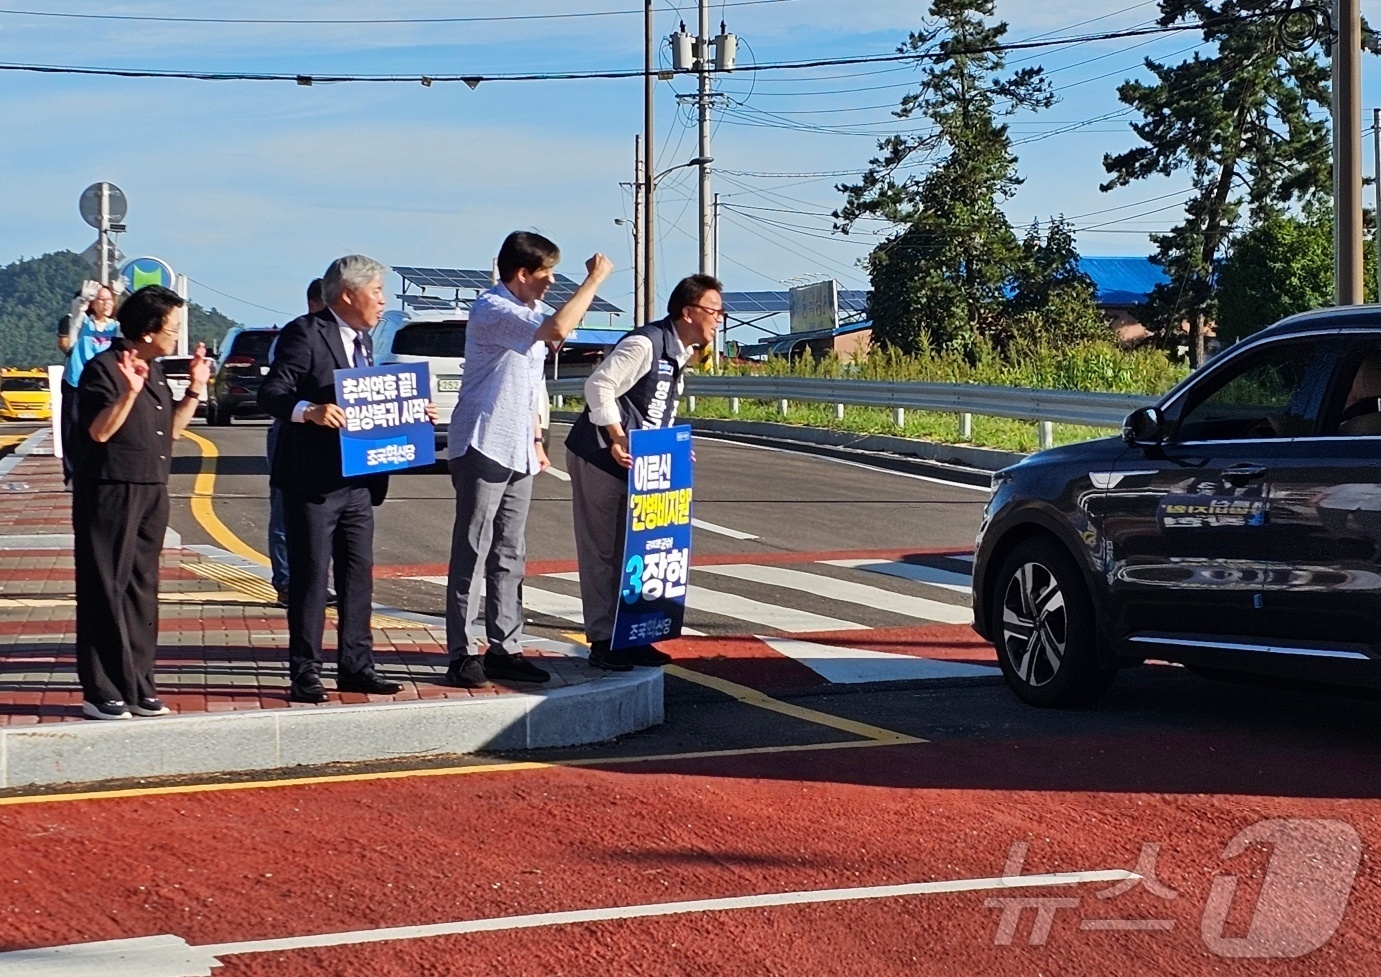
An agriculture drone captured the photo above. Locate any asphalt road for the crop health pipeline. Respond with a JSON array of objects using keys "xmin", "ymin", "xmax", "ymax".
[{"xmin": 4, "ymin": 420, "xmax": 1378, "ymax": 974}]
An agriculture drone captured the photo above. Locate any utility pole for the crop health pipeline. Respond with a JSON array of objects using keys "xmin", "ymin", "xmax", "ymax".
[
  {"xmin": 712, "ymin": 192, "xmax": 721, "ymax": 280},
  {"xmin": 697, "ymin": 0, "xmax": 712, "ymax": 280},
  {"xmin": 632, "ymin": 135, "xmax": 645, "ymax": 327},
  {"xmin": 1334, "ymin": 0, "xmax": 1364, "ymax": 305},
  {"xmin": 644, "ymin": 0, "xmax": 657, "ymax": 326},
  {"xmin": 98, "ymin": 182, "xmax": 111, "ymax": 286},
  {"xmin": 1373, "ymin": 106, "xmax": 1380, "ymax": 301}
]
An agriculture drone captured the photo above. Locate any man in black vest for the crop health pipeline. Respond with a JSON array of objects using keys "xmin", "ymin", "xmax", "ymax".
[
  {"xmin": 259, "ymin": 255, "xmax": 435, "ymax": 703},
  {"xmin": 565, "ymin": 274, "xmax": 723, "ymax": 670}
]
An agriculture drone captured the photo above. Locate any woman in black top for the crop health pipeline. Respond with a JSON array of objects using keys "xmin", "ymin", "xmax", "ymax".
[{"xmin": 72, "ymin": 285, "xmax": 211, "ymax": 720}]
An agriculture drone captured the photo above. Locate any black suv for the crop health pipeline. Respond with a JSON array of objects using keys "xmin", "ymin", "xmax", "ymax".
[
  {"xmin": 973, "ymin": 307, "xmax": 1381, "ymax": 707},
  {"xmin": 206, "ymin": 326, "xmax": 280, "ymax": 425}
]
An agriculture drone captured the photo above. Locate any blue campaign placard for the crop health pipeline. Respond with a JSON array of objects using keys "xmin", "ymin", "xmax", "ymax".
[
  {"xmin": 612, "ymin": 424, "xmax": 694, "ymax": 651},
  {"xmin": 333, "ymin": 363, "xmax": 436, "ymax": 477}
]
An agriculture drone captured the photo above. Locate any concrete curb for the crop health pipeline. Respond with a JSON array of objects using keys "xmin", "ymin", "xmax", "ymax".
[
  {"xmin": 551, "ymin": 411, "xmax": 1023, "ymax": 473},
  {"xmin": 0, "ymin": 657, "xmax": 662, "ymax": 788}
]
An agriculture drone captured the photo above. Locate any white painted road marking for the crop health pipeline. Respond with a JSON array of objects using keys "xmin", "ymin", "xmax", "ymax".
[
  {"xmin": 761, "ymin": 637, "xmax": 998, "ymax": 685},
  {"xmin": 699, "ymin": 563, "xmax": 972, "ymax": 624},
  {"xmin": 822, "ymin": 558, "xmax": 973, "ymax": 595},
  {"xmin": 690, "ymin": 518, "xmax": 759, "ymax": 540},
  {"xmin": 0, "ymin": 870, "xmax": 1137, "ymax": 975},
  {"xmin": 545, "ymin": 571, "xmax": 866, "ymax": 633}
]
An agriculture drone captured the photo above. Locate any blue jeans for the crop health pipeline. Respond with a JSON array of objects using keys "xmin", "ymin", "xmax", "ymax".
[{"xmin": 266, "ymin": 421, "xmax": 290, "ymax": 593}]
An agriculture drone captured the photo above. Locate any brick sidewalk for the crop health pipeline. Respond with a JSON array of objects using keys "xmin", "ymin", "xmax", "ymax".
[{"xmin": 0, "ymin": 438, "xmax": 593, "ymax": 726}]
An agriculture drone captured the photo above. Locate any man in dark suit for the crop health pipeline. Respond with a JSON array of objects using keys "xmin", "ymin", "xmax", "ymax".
[{"xmin": 259, "ymin": 255, "xmax": 432, "ymax": 702}]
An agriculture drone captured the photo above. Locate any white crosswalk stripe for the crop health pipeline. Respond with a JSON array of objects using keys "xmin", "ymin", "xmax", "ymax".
[
  {"xmin": 820, "ymin": 558, "xmax": 972, "ymax": 595},
  {"xmin": 545, "ymin": 571, "xmax": 866, "ymax": 633},
  {"xmin": 413, "ymin": 559, "xmax": 975, "ymax": 635},
  {"xmin": 761, "ymin": 637, "xmax": 998, "ymax": 684},
  {"xmin": 697, "ymin": 563, "xmax": 971, "ymax": 624}
]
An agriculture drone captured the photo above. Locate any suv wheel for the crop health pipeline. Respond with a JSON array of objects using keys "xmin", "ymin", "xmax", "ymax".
[
  {"xmin": 207, "ymin": 401, "xmax": 229, "ymax": 426},
  {"xmin": 992, "ymin": 538, "xmax": 1114, "ymax": 708}
]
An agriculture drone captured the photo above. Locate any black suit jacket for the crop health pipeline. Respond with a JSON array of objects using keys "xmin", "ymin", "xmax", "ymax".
[{"xmin": 258, "ymin": 310, "xmax": 388, "ymax": 504}]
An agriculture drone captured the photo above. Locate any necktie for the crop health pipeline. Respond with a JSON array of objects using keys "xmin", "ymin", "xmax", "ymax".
[{"xmin": 353, "ymin": 333, "xmax": 372, "ymax": 369}]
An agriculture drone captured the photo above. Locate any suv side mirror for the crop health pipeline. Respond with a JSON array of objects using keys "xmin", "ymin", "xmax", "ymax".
[{"xmin": 1122, "ymin": 405, "xmax": 1165, "ymax": 446}]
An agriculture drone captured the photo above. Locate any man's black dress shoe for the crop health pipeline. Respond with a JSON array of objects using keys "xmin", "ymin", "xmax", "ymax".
[
  {"xmin": 337, "ymin": 670, "xmax": 404, "ymax": 695},
  {"xmin": 445, "ymin": 656, "xmax": 492, "ymax": 689},
  {"xmin": 289, "ymin": 675, "xmax": 329, "ymax": 703}
]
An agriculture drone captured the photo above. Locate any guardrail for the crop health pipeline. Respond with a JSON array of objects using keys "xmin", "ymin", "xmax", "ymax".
[{"xmin": 547, "ymin": 375, "xmax": 1155, "ymax": 450}]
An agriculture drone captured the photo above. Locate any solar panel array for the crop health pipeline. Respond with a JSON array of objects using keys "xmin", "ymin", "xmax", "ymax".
[
  {"xmin": 544, "ymin": 273, "xmax": 623, "ymax": 314},
  {"xmin": 401, "ymin": 294, "xmax": 467, "ymax": 311},
  {"xmin": 721, "ymin": 291, "xmax": 792, "ymax": 315},
  {"xmin": 393, "ymin": 267, "xmax": 622, "ymax": 315},
  {"xmin": 723, "ymin": 289, "xmax": 872, "ymax": 317},
  {"xmin": 393, "ymin": 267, "xmax": 494, "ymax": 290}
]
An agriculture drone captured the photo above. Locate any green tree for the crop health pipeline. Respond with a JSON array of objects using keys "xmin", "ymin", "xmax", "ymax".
[
  {"xmin": 1215, "ymin": 202, "xmax": 1375, "ymax": 343},
  {"xmin": 0, "ymin": 250, "xmax": 242, "ymax": 366},
  {"xmin": 1006, "ymin": 218, "xmax": 1108, "ymax": 350},
  {"xmin": 836, "ymin": 0, "xmax": 1053, "ymax": 357},
  {"xmin": 1101, "ymin": 0, "xmax": 1332, "ymax": 366}
]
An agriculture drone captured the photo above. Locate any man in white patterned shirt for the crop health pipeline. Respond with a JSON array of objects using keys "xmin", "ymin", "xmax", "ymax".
[{"xmin": 444, "ymin": 231, "xmax": 613, "ymax": 687}]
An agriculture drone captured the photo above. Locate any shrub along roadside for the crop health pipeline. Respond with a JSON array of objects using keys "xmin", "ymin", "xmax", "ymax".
[{"xmin": 553, "ymin": 340, "xmax": 1186, "ymax": 455}]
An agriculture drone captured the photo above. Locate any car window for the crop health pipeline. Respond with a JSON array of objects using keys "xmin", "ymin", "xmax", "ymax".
[
  {"xmin": 1172, "ymin": 338, "xmax": 1329, "ymax": 442},
  {"xmin": 0, "ymin": 377, "xmax": 47, "ymax": 392},
  {"xmin": 1321, "ymin": 336, "xmax": 1381, "ymax": 436},
  {"xmin": 228, "ymin": 331, "xmax": 279, "ymax": 361},
  {"xmin": 391, "ymin": 322, "xmax": 466, "ymax": 358}
]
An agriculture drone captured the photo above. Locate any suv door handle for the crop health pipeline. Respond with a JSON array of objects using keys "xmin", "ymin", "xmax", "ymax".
[{"xmin": 1222, "ymin": 463, "xmax": 1267, "ymax": 485}]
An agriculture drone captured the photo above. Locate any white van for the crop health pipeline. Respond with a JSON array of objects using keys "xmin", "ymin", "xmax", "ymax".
[{"xmin": 374, "ymin": 309, "xmax": 466, "ymax": 444}]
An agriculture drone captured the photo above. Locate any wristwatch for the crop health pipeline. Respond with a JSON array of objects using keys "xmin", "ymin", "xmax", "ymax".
[{"xmin": 184, "ymin": 389, "xmax": 206, "ymax": 402}]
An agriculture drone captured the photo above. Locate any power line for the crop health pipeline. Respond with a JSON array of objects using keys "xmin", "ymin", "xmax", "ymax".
[
  {"xmin": 0, "ymin": 0, "xmax": 796, "ymax": 26},
  {"xmin": 0, "ymin": 18, "xmax": 1273, "ymax": 85},
  {"xmin": 186, "ymin": 278, "xmax": 291, "ymax": 317}
]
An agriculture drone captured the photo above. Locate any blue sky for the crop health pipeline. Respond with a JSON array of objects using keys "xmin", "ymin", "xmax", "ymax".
[{"xmin": 2, "ymin": 0, "xmax": 1380, "ymax": 334}]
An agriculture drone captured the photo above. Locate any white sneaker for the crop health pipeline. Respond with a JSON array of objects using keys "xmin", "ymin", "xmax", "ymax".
[
  {"xmin": 82, "ymin": 700, "xmax": 132, "ymax": 720},
  {"xmin": 131, "ymin": 697, "xmax": 171, "ymax": 717}
]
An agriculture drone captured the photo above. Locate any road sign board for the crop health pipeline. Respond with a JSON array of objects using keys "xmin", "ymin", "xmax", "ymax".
[
  {"xmin": 789, "ymin": 279, "xmax": 839, "ymax": 334},
  {"xmin": 79, "ymin": 238, "xmax": 124, "ymax": 269},
  {"xmin": 121, "ymin": 256, "xmax": 176, "ymax": 293},
  {"xmin": 79, "ymin": 182, "xmax": 127, "ymax": 228}
]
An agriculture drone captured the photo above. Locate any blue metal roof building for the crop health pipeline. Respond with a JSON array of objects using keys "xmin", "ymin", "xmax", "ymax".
[{"xmin": 1077, "ymin": 256, "xmax": 1168, "ymax": 307}]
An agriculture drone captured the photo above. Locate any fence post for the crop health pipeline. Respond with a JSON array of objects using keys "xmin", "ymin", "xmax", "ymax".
[
  {"xmin": 959, "ymin": 412, "xmax": 973, "ymax": 441},
  {"xmin": 687, "ymin": 395, "xmax": 696, "ymax": 413},
  {"xmin": 835, "ymin": 403, "xmax": 845, "ymax": 421},
  {"xmin": 555, "ymin": 394, "xmax": 564, "ymax": 410},
  {"xmin": 778, "ymin": 399, "xmax": 789, "ymax": 416},
  {"xmin": 893, "ymin": 407, "xmax": 905, "ymax": 428},
  {"xmin": 1038, "ymin": 420, "xmax": 1054, "ymax": 450},
  {"xmin": 730, "ymin": 397, "xmax": 740, "ymax": 415}
]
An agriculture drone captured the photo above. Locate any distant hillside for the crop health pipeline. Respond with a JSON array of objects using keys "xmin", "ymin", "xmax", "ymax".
[{"xmin": 0, "ymin": 250, "xmax": 243, "ymax": 366}]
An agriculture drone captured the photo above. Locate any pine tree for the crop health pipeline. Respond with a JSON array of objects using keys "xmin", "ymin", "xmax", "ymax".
[
  {"xmin": 836, "ymin": 0, "xmax": 1053, "ymax": 357},
  {"xmin": 1006, "ymin": 218, "xmax": 1108, "ymax": 351},
  {"xmin": 1101, "ymin": 0, "xmax": 1331, "ymax": 366}
]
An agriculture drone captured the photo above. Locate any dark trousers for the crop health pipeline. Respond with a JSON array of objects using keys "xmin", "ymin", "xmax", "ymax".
[
  {"xmin": 283, "ymin": 486, "xmax": 375, "ymax": 680},
  {"xmin": 73, "ymin": 480, "xmax": 168, "ymax": 704},
  {"xmin": 60, "ymin": 381, "xmax": 79, "ymax": 484}
]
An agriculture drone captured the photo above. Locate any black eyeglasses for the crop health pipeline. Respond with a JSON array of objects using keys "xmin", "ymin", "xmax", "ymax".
[{"xmin": 689, "ymin": 304, "xmax": 726, "ymax": 320}]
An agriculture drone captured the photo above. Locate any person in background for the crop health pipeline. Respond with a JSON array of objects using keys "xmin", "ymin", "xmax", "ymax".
[
  {"xmin": 266, "ymin": 278, "xmax": 325, "ymax": 606},
  {"xmin": 565, "ymin": 274, "xmax": 722, "ymax": 671},
  {"xmin": 443, "ymin": 232, "xmax": 612, "ymax": 688},
  {"xmin": 61, "ymin": 280, "xmax": 122, "ymax": 485},
  {"xmin": 72, "ymin": 285, "xmax": 211, "ymax": 720}
]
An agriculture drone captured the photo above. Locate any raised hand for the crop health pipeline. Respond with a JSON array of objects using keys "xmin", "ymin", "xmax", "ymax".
[
  {"xmin": 188, "ymin": 343, "xmax": 212, "ymax": 388},
  {"xmin": 586, "ymin": 253, "xmax": 614, "ymax": 283},
  {"xmin": 116, "ymin": 350, "xmax": 148, "ymax": 396}
]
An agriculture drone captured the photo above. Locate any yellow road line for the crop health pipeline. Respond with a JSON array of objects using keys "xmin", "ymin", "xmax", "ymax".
[
  {"xmin": 664, "ymin": 664, "xmax": 923, "ymax": 744},
  {"xmin": 560, "ymin": 631, "xmax": 921, "ymax": 745},
  {"xmin": 0, "ymin": 737, "xmax": 910, "ymax": 808},
  {"xmin": 182, "ymin": 430, "xmax": 269, "ymax": 566}
]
